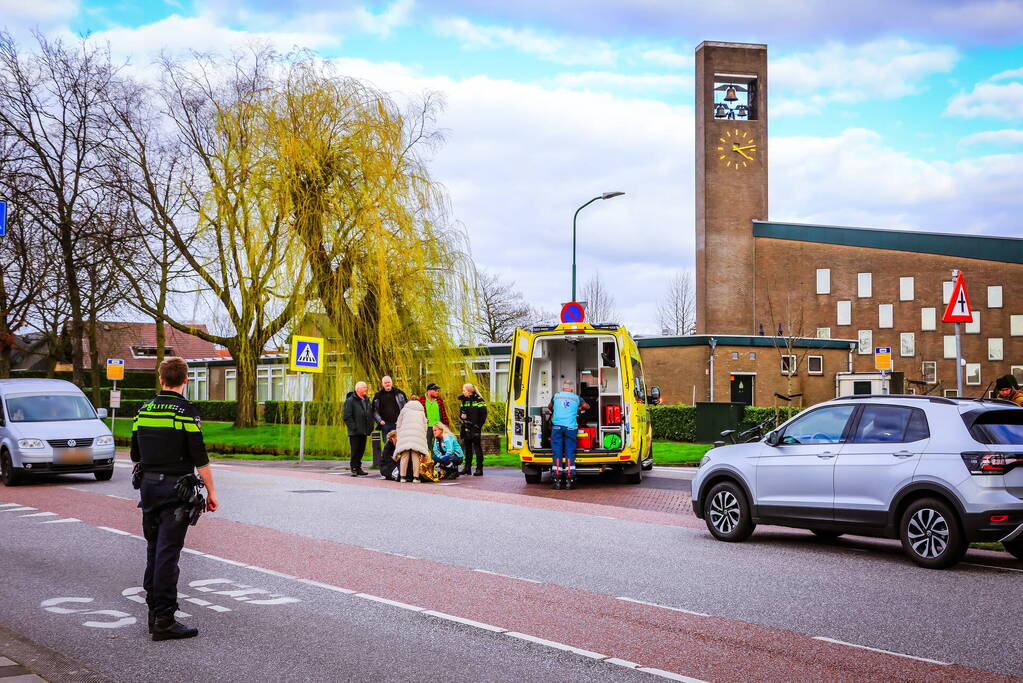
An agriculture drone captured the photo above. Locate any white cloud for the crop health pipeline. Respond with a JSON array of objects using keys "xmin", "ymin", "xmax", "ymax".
[
  {"xmin": 552, "ymin": 70, "xmax": 690, "ymax": 94},
  {"xmin": 195, "ymin": 0, "xmax": 412, "ymax": 38},
  {"xmin": 771, "ymin": 39, "xmax": 959, "ymax": 115},
  {"xmin": 639, "ymin": 47, "xmax": 691, "ymax": 69},
  {"xmin": 946, "ymin": 80, "xmax": 1023, "ymax": 120},
  {"xmin": 433, "ymin": 16, "xmax": 617, "ymax": 67},
  {"xmin": 959, "ymin": 128, "xmax": 1023, "ymax": 146},
  {"xmin": 990, "ymin": 67, "xmax": 1023, "ymax": 81},
  {"xmin": 0, "ymin": 0, "xmax": 77, "ymax": 28}
]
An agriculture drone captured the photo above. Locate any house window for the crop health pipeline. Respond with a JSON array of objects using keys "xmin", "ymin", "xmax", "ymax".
[
  {"xmin": 900, "ymin": 333, "xmax": 915, "ymax": 357},
  {"xmin": 966, "ymin": 363, "xmax": 981, "ymax": 386},
  {"xmin": 943, "ymin": 335, "xmax": 956, "ymax": 359},
  {"xmin": 808, "ymin": 355, "xmax": 823, "ymax": 375},
  {"xmin": 816, "ymin": 269, "xmax": 831, "ymax": 294},
  {"xmin": 922, "ymin": 361, "xmax": 936, "ymax": 384},
  {"xmin": 225, "ymin": 369, "xmax": 237, "ymax": 401},
  {"xmin": 988, "ymin": 286, "xmax": 1003, "ymax": 309},
  {"xmin": 858, "ymin": 330, "xmax": 872, "ymax": 355},
  {"xmin": 731, "ymin": 351, "xmax": 739, "ymax": 360},
  {"xmin": 131, "ymin": 345, "xmax": 175, "ymax": 358},
  {"xmin": 858, "ymin": 273, "xmax": 872, "ymax": 298},
  {"xmin": 921, "ymin": 307, "xmax": 936, "ymax": 331},
  {"xmin": 989, "ymin": 338, "xmax": 1004, "ymax": 361},
  {"xmin": 816, "ymin": 327, "xmax": 831, "ymax": 338},
  {"xmin": 748, "ymin": 352, "xmax": 756, "ymax": 360},
  {"xmin": 965, "ymin": 310, "xmax": 980, "ymax": 334},
  {"xmin": 781, "ymin": 355, "xmax": 797, "ymax": 375},
  {"xmin": 1013, "ymin": 316, "xmax": 1023, "ymax": 336},
  {"xmin": 944, "ymin": 389, "xmax": 959, "ymax": 398},
  {"xmin": 837, "ymin": 301, "xmax": 851, "ymax": 326},
  {"xmin": 257, "ymin": 365, "xmax": 286, "ymax": 402},
  {"xmin": 899, "ymin": 277, "xmax": 914, "ymax": 301},
  {"xmin": 943, "ymin": 281, "xmax": 954, "ymax": 304},
  {"xmin": 878, "ymin": 304, "xmax": 893, "ymax": 329},
  {"xmin": 186, "ymin": 368, "xmax": 208, "ymax": 402}
]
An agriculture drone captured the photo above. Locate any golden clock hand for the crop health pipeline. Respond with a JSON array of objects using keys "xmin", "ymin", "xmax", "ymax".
[
  {"xmin": 735, "ymin": 149, "xmax": 754, "ymax": 161},
  {"xmin": 733, "ymin": 144, "xmax": 757, "ymax": 151}
]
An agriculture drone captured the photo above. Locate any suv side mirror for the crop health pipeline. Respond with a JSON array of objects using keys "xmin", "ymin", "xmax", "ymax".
[
  {"xmin": 766, "ymin": 430, "xmax": 781, "ymax": 446},
  {"xmin": 97, "ymin": 408, "xmax": 108, "ymax": 419}
]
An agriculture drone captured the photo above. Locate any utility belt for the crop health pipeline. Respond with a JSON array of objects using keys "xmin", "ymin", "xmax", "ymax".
[{"xmin": 141, "ymin": 471, "xmax": 188, "ymax": 482}]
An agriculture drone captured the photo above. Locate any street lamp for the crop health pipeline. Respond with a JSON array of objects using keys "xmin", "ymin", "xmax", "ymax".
[{"xmin": 572, "ymin": 191, "xmax": 625, "ymax": 301}]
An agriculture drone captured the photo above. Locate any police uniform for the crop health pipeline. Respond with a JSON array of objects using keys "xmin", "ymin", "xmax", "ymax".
[{"xmin": 130, "ymin": 390, "xmax": 209, "ymax": 639}]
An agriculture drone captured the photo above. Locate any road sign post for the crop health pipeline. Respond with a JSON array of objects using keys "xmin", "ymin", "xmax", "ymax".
[
  {"xmin": 874, "ymin": 347, "xmax": 892, "ymax": 394},
  {"xmin": 942, "ymin": 270, "xmax": 973, "ymax": 397},
  {"xmin": 560, "ymin": 301, "xmax": 585, "ymax": 324},
  {"xmin": 289, "ymin": 336, "xmax": 323, "ymax": 464},
  {"xmin": 106, "ymin": 360, "xmax": 125, "ymax": 432},
  {"xmin": 0, "ymin": 201, "xmax": 7, "ymax": 237}
]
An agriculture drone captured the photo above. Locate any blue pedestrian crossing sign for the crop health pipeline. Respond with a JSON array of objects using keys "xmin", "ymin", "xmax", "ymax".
[
  {"xmin": 289, "ymin": 335, "xmax": 324, "ymax": 373},
  {"xmin": 0, "ymin": 201, "xmax": 7, "ymax": 237}
]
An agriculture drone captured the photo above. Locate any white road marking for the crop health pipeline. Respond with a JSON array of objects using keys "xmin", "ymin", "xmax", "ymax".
[
  {"xmin": 185, "ymin": 598, "xmax": 213, "ymax": 606},
  {"xmin": 182, "ymin": 548, "xmax": 205, "ymax": 555},
  {"xmin": 812, "ymin": 637, "xmax": 951, "ymax": 666},
  {"xmin": 963, "ymin": 562, "xmax": 1023, "ymax": 574},
  {"xmin": 0, "ymin": 503, "xmax": 24, "ymax": 508},
  {"xmin": 596, "ymin": 515, "xmax": 617, "ymax": 520},
  {"xmin": 19, "ymin": 512, "xmax": 58, "ymax": 518},
  {"xmin": 1, "ymin": 506, "xmax": 36, "ymax": 512},
  {"xmin": 422, "ymin": 610, "xmax": 506, "ymax": 633},
  {"xmin": 295, "ymin": 579, "xmax": 356, "ymax": 594},
  {"xmin": 41, "ymin": 597, "xmax": 94, "ymax": 614},
  {"xmin": 113, "ymin": 462, "xmax": 133, "ymax": 468},
  {"xmin": 355, "ymin": 593, "xmax": 425, "ymax": 611},
  {"xmin": 42, "ymin": 518, "xmax": 80, "ymax": 524},
  {"xmin": 200, "ymin": 554, "xmax": 248, "ymax": 567},
  {"xmin": 81, "ymin": 610, "xmax": 136, "ymax": 629},
  {"xmin": 105, "ymin": 494, "xmax": 133, "ymax": 501},
  {"xmin": 208, "ymin": 605, "xmax": 232, "ymax": 612},
  {"xmin": 637, "ymin": 667, "xmax": 706, "ymax": 682},
  {"xmin": 98, "ymin": 526, "xmax": 131, "ymax": 536},
  {"xmin": 504, "ymin": 632, "xmax": 607, "ymax": 659},
  {"xmin": 616, "ymin": 596, "xmax": 709, "ymax": 617},
  {"xmin": 472, "ymin": 569, "xmax": 542, "ymax": 584},
  {"xmin": 245, "ymin": 566, "xmax": 296, "ymax": 579},
  {"xmin": 607, "ymin": 658, "xmax": 641, "ymax": 669}
]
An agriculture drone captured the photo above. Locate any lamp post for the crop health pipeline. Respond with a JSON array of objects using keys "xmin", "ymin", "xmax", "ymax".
[{"xmin": 572, "ymin": 191, "xmax": 624, "ymax": 301}]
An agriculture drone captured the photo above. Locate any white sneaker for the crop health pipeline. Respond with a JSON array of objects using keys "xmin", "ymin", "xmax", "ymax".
[
  {"xmin": 413, "ymin": 477, "xmax": 420, "ymax": 483},
  {"xmin": 379, "ymin": 474, "xmax": 388, "ymax": 479}
]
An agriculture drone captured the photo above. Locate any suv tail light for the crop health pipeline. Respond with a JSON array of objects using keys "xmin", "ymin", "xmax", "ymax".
[{"xmin": 961, "ymin": 451, "xmax": 1022, "ymax": 475}]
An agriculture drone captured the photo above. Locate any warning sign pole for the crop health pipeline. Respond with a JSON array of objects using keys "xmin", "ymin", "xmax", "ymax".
[{"xmin": 953, "ymin": 269, "xmax": 963, "ymax": 396}]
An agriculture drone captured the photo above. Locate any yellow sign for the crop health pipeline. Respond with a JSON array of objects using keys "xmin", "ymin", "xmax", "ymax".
[
  {"xmin": 106, "ymin": 359, "xmax": 124, "ymax": 381},
  {"xmin": 874, "ymin": 347, "xmax": 892, "ymax": 371},
  {"xmin": 289, "ymin": 336, "xmax": 324, "ymax": 373}
]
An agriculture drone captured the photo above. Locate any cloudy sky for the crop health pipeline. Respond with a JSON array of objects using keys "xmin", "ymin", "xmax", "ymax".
[{"xmin": 4, "ymin": 0, "xmax": 1023, "ymax": 333}]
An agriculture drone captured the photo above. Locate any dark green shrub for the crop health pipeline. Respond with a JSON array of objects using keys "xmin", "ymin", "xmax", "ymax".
[
  {"xmin": 484, "ymin": 401, "xmax": 507, "ymax": 432},
  {"xmin": 264, "ymin": 401, "xmax": 345, "ymax": 426},
  {"xmin": 649, "ymin": 404, "xmax": 696, "ymax": 441},
  {"xmin": 738, "ymin": 405, "xmax": 802, "ymax": 434}
]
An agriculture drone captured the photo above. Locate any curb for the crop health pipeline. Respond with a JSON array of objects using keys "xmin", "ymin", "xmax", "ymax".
[{"xmin": 0, "ymin": 623, "xmax": 110, "ymax": 682}]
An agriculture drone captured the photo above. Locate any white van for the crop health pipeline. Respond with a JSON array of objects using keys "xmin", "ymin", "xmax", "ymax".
[{"xmin": 0, "ymin": 379, "xmax": 115, "ymax": 485}]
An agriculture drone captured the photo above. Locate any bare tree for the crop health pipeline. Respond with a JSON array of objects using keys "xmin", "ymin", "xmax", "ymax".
[
  {"xmin": 0, "ymin": 202, "xmax": 47, "ymax": 376},
  {"xmin": 0, "ymin": 32, "xmax": 120, "ymax": 388},
  {"xmin": 657, "ymin": 270, "xmax": 695, "ymax": 335},
  {"xmin": 580, "ymin": 271, "xmax": 619, "ymax": 324},
  {"xmin": 472, "ymin": 269, "xmax": 532, "ymax": 343},
  {"xmin": 764, "ymin": 290, "xmax": 815, "ymax": 406}
]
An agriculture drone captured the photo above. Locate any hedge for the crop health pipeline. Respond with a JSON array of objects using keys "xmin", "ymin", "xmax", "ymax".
[
  {"xmin": 648, "ymin": 404, "xmax": 804, "ymax": 442},
  {"xmin": 110, "ymin": 399, "xmax": 238, "ymax": 422},
  {"xmin": 264, "ymin": 401, "xmax": 344, "ymax": 426}
]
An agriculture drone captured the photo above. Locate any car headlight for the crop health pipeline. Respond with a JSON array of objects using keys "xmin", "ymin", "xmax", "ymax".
[
  {"xmin": 95, "ymin": 435, "xmax": 114, "ymax": 447},
  {"xmin": 18, "ymin": 438, "xmax": 45, "ymax": 449}
]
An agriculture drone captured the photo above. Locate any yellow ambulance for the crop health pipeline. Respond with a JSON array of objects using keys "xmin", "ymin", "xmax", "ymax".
[{"xmin": 506, "ymin": 322, "xmax": 655, "ymax": 484}]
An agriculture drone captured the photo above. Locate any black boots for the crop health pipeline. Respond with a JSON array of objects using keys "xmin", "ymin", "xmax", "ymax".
[
  {"xmin": 473, "ymin": 468, "xmax": 483, "ymax": 476},
  {"xmin": 152, "ymin": 616, "xmax": 198, "ymax": 641},
  {"xmin": 148, "ymin": 609, "xmax": 155, "ymax": 634},
  {"xmin": 565, "ymin": 476, "xmax": 576, "ymax": 490}
]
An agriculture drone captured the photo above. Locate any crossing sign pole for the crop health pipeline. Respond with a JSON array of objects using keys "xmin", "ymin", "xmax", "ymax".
[
  {"xmin": 289, "ymin": 336, "xmax": 324, "ymax": 464},
  {"xmin": 942, "ymin": 270, "xmax": 973, "ymax": 397},
  {"xmin": 874, "ymin": 347, "xmax": 892, "ymax": 395}
]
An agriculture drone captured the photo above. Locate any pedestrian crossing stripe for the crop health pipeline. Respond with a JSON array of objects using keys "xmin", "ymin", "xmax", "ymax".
[{"xmin": 289, "ymin": 335, "xmax": 324, "ymax": 373}]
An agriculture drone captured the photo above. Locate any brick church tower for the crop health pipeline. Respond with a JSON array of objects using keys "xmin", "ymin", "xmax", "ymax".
[{"xmin": 695, "ymin": 42, "xmax": 768, "ymax": 334}]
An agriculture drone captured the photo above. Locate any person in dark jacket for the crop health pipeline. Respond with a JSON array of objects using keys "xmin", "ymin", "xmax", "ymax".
[
  {"xmin": 458, "ymin": 383, "xmax": 488, "ymax": 476},
  {"xmin": 372, "ymin": 376, "xmax": 408, "ymax": 477},
  {"xmin": 343, "ymin": 381, "xmax": 374, "ymax": 476},
  {"xmin": 380, "ymin": 430, "xmax": 399, "ymax": 481}
]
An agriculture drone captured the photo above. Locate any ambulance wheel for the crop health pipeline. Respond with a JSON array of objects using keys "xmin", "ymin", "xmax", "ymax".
[
  {"xmin": 621, "ymin": 466, "xmax": 642, "ymax": 485},
  {"xmin": 523, "ymin": 467, "xmax": 541, "ymax": 485}
]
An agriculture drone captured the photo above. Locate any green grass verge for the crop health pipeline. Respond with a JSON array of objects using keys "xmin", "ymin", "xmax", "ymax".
[{"xmin": 114, "ymin": 418, "xmax": 713, "ymax": 466}]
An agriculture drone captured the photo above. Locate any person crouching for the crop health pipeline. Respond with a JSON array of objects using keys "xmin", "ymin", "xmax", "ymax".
[{"xmin": 431, "ymin": 423, "xmax": 465, "ymax": 480}]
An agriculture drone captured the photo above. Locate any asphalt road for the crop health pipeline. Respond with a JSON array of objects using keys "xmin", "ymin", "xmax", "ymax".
[{"xmin": 0, "ymin": 461, "xmax": 1019, "ymax": 682}]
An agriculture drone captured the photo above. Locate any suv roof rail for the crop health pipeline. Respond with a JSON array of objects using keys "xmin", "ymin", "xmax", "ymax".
[{"xmin": 832, "ymin": 394, "xmax": 956, "ymax": 405}]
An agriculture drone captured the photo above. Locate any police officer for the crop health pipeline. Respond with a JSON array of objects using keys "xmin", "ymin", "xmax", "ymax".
[{"xmin": 130, "ymin": 357, "xmax": 219, "ymax": 641}]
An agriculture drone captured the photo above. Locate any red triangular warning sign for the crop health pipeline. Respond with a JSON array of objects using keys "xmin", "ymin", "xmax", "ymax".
[{"xmin": 942, "ymin": 272, "xmax": 973, "ymax": 323}]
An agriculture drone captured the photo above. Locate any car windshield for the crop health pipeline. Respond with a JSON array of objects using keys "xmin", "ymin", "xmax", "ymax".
[
  {"xmin": 969, "ymin": 410, "xmax": 1023, "ymax": 445},
  {"xmin": 6, "ymin": 394, "xmax": 97, "ymax": 422}
]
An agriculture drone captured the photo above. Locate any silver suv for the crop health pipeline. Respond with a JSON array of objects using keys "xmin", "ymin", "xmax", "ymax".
[{"xmin": 692, "ymin": 395, "xmax": 1023, "ymax": 569}]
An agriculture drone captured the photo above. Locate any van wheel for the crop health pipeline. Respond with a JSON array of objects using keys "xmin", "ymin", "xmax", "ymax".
[
  {"xmin": 705, "ymin": 481, "xmax": 755, "ymax": 542},
  {"xmin": 523, "ymin": 467, "xmax": 541, "ymax": 485},
  {"xmin": 1, "ymin": 450, "xmax": 23, "ymax": 487},
  {"xmin": 899, "ymin": 498, "xmax": 967, "ymax": 569},
  {"xmin": 1003, "ymin": 537, "xmax": 1023, "ymax": 560},
  {"xmin": 621, "ymin": 468, "xmax": 642, "ymax": 485},
  {"xmin": 95, "ymin": 469, "xmax": 114, "ymax": 481}
]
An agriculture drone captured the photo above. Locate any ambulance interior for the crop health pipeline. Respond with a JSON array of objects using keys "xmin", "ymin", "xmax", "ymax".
[{"xmin": 526, "ymin": 335, "xmax": 624, "ymax": 452}]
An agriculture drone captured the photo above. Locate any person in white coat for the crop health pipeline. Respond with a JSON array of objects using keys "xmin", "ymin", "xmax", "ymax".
[{"xmin": 394, "ymin": 399, "xmax": 429, "ymax": 483}]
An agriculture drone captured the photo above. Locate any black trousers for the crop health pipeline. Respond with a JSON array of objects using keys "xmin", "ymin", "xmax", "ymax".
[
  {"xmin": 349, "ymin": 434, "xmax": 368, "ymax": 471},
  {"xmin": 140, "ymin": 476, "xmax": 190, "ymax": 620},
  {"xmin": 379, "ymin": 424, "xmax": 397, "ymax": 479},
  {"xmin": 461, "ymin": 432, "xmax": 483, "ymax": 469}
]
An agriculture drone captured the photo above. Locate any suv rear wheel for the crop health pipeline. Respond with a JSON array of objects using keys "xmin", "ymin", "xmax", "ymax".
[
  {"xmin": 705, "ymin": 481, "xmax": 755, "ymax": 542},
  {"xmin": 899, "ymin": 498, "xmax": 967, "ymax": 569},
  {"xmin": 1003, "ymin": 537, "xmax": 1023, "ymax": 560}
]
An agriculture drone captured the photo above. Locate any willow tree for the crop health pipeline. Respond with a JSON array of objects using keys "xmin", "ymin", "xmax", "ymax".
[
  {"xmin": 107, "ymin": 49, "xmax": 307, "ymax": 427},
  {"xmin": 266, "ymin": 59, "xmax": 475, "ymax": 407}
]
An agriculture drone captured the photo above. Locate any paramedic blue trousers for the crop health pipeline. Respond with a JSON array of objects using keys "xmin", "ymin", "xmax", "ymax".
[{"xmin": 551, "ymin": 425, "xmax": 577, "ymax": 479}]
